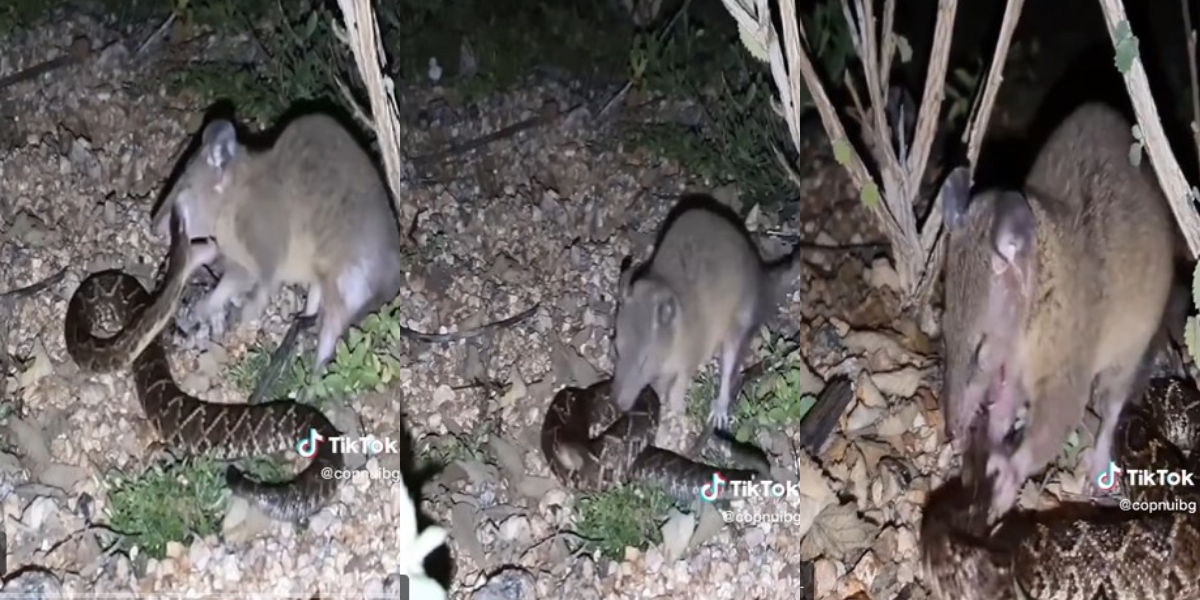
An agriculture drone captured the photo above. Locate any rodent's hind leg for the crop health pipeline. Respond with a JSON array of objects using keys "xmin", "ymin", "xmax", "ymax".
[{"xmin": 1084, "ymin": 363, "xmax": 1142, "ymax": 495}]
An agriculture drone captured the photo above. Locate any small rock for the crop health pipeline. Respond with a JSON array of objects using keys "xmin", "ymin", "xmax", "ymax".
[
  {"xmin": 221, "ymin": 496, "xmax": 273, "ymax": 542},
  {"xmin": 743, "ymin": 526, "xmax": 766, "ymax": 547},
  {"xmin": 470, "ymin": 567, "xmax": 535, "ymax": 600},
  {"xmin": 660, "ymin": 508, "xmax": 695, "ymax": 561},
  {"xmin": 37, "ymin": 463, "xmax": 88, "ymax": 491},
  {"xmin": 21, "ymin": 496, "xmax": 60, "ymax": 531},
  {"xmin": 188, "ymin": 541, "xmax": 212, "ymax": 571}
]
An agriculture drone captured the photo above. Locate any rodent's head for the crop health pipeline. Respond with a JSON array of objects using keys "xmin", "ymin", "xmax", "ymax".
[
  {"xmin": 939, "ymin": 167, "xmax": 1037, "ymax": 443},
  {"xmin": 153, "ymin": 119, "xmax": 242, "ymax": 239},
  {"xmin": 612, "ymin": 266, "xmax": 679, "ymax": 411}
]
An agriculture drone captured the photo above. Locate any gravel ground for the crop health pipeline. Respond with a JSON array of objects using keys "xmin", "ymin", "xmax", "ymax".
[{"xmin": 0, "ymin": 12, "xmax": 958, "ymax": 600}]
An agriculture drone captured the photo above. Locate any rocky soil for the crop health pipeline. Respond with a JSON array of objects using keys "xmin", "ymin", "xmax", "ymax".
[{"xmin": 0, "ymin": 9, "xmax": 1096, "ymax": 600}]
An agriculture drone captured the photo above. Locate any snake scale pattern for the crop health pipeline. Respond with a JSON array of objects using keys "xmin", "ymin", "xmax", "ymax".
[
  {"xmin": 62, "ymin": 221, "xmax": 343, "ymax": 521},
  {"xmin": 922, "ymin": 377, "xmax": 1200, "ymax": 600},
  {"xmin": 540, "ymin": 379, "xmax": 771, "ymax": 502}
]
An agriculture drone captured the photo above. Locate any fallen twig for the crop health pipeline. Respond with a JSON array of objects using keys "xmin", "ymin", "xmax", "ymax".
[
  {"xmin": 410, "ymin": 102, "xmax": 570, "ymax": 166},
  {"xmin": 0, "ymin": 37, "xmax": 92, "ymax": 92}
]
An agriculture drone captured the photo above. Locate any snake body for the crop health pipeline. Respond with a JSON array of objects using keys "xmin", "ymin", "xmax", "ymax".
[
  {"xmin": 922, "ymin": 377, "xmax": 1200, "ymax": 600},
  {"xmin": 540, "ymin": 379, "xmax": 769, "ymax": 502},
  {"xmin": 63, "ymin": 224, "xmax": 343, "ymax": 521}
]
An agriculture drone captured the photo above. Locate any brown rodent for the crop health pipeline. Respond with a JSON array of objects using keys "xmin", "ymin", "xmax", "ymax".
[
  {"xmin": 938, "ymin": 102, "xmax": 1176, "ymax": 515},
  {"xmin": 153, "ymin": 114, "xmax": 408, "ymax": 371}
]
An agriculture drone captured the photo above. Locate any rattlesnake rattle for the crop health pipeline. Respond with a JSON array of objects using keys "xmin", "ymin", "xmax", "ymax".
[
  {"xmin": 63, "ymin": 213, "xmax": 344, "ymax": 521},
  {"xmin": 921, "ymin": 376, "xmax": 1200, "ymax": 599}
]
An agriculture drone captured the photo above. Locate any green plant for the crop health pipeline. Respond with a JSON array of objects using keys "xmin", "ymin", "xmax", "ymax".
[
  {"xmin": 428, "ymin": 421, "xmax": 496, "ymax": 465},
  {"xmin": 732, "ymin": 333, "xmax": 818, "ymax": 443},
  {"xmin": 104, "ymin": 459, "xmax": 226, "ymax": 559},
  {"xmin": 168, "ymin": 0, "xmax": 346, "ymax": 125},
  {"xmin": 228, "ymin": 342, "xmax": 307, "ymax": 399},
  {"xmin": 945, "ymin": 59, "xmax": 983, "ymax": 132},
  {"xmin": 626, "ymin": 0, "xmax": 853, "ymax": 207},
  {"xmin": 573, "ymin": 485, "xmax": 674, "ymax": 560},
  {"xmin": 1183, "ymin": 259, "xmax": 1200, "ymax": 366}
]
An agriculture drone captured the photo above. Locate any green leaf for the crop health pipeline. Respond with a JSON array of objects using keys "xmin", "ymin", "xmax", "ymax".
[
  {"xmin": 895, "ymin": 35, "xmax": 913, "ymax": 64},
  {"xmin": 1113, "ymin": 21, "xmax": 1139, "ymax": 73},
  {"xmin": 736, "ymin": 422, "xmax": 753, "ymax": 443},
  {"xmin": 795, "ymin": 394, "xmax": 818, "ymax": 419},
  {"xmin": 1128, "ymin": 141, "xmax": 1143, "ymax": 167},
  {"xmin": 860, "ymin": 182, "xmax": 881, "ymax": 209},
  {"xmin": 767, "ymin": 406, "xmax": 787, "ymax": 422},
  {"xmin": 832, "ymin": 139, "xmax": 852, "ymax": 166},
  {"xmin": 1186, "ymin": 317, "xmax": 1200, "ymax": 366}
]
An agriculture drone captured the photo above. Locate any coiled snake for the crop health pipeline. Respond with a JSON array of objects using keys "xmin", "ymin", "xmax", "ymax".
[
  {"xmin": 921, "ymin": 377, "xmax": 1200, "ymax": 600},
  {"xmin": 540, "ymin": 379, "xmax": 771, "ymax": 502},
  {"xmin": 63, "ymin": 216, "xmax": 343, "ymax": 521}
]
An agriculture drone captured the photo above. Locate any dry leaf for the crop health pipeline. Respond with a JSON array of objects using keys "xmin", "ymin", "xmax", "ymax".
[
  {"xmin": 870, "ymin": 367, "xmax": 924, "ymax": 398},
  {"xmin": 802, "ymin": 502, "xmax": 879, "ymax": 560},
  {"xmin": 855, "ymin": 373, "xmax": 886, "ymax": 408}
]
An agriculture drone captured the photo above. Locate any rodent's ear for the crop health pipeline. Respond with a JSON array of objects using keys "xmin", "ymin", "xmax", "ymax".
[
  {"xmin": 991, "ymin": 191, "xmax": 1035, "ymax": 266},
  {"xmin": 940, "ymin": 166, "xmax": 973, "ymax": 231},
  {"xmin": 618, "ymin": 257, "xmax": 636, "ymax": 300},
  {"xmin": 990, "ymin": 191, "xmax": 1035, "ymax": 296},
  {"xmin": 201, "ymin": 119, "xmax": 238, "ymax": 171}
]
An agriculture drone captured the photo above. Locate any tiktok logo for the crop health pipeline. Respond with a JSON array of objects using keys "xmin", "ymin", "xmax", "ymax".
[
  {"xmin": 296, "ymin": 428, "xmax": 326, "ymax": 459},
  {"xmin": 699, "ymin": 472, "xmax": 728, "ymax": 502},
  {"xmin": 1095, "ymin": 461, "xmax": 1121, "ymax": 491}
]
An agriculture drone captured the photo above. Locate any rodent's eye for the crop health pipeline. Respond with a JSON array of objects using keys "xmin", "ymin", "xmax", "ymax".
[{"xmin": 968, "ymin": 336, "xmax": 985, "ymax": 373}]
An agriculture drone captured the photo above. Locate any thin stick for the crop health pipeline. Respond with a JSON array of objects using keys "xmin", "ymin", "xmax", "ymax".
[
  {"xmin": 962, "ymin": 0, "xmax": 1027, "ymax": 169},
  {"xmin": 1183, "ymin": 0, "xmax": 1200, "ymax": 179}
]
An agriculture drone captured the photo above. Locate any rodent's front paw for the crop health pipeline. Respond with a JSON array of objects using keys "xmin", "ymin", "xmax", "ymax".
[
  {"xmin": 708, "ymin": 410, "xmax": 731, "ymax": 432},
  {"xmin": 986, "ymin": 452, "xmax": 1021, "ymax": 516}
]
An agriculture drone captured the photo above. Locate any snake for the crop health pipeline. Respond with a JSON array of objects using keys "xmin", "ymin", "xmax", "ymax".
[
  {"xmin": 921, "ymin": 376, "xmax": 1200, "ymax": 600},
  {"xmin": 62, "ymin": 216, "xmax": 344, "ymax": 522},
  {"xmin": 539, "ymin": 379, "xmax": 772, "ymax": 502}
]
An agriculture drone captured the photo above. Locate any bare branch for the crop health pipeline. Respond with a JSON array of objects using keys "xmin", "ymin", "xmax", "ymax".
[
  {"xmin": 906, "ymin": 0, "xmax": 959, "ymax": 185},
  {"xmin": 334, "ymin": 0, "xmax": 417, "ymax": 237},
  {"xmin": 880, "ymin": 0, "xmax": 897, "ymax": 82},
  {"xmin": 919, "ymin": 0, "xmax": 1006, "ymax": 262},
  {"xmin": 1183, "ymin": 0, "xmax": 1200, "ymax": 179},
  {"xmin": 1097, "ymin": 0, "xmax": 1200, "ymax": 258},
  {"xmin": 963, "ymin": 0, "xmax": 1026, "ymax": 169}
]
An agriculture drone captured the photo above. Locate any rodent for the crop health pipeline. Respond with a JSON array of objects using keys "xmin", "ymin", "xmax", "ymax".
[{"xmin": 938, "ymin": 102, "xmax": 1176, "ymax": 515}]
